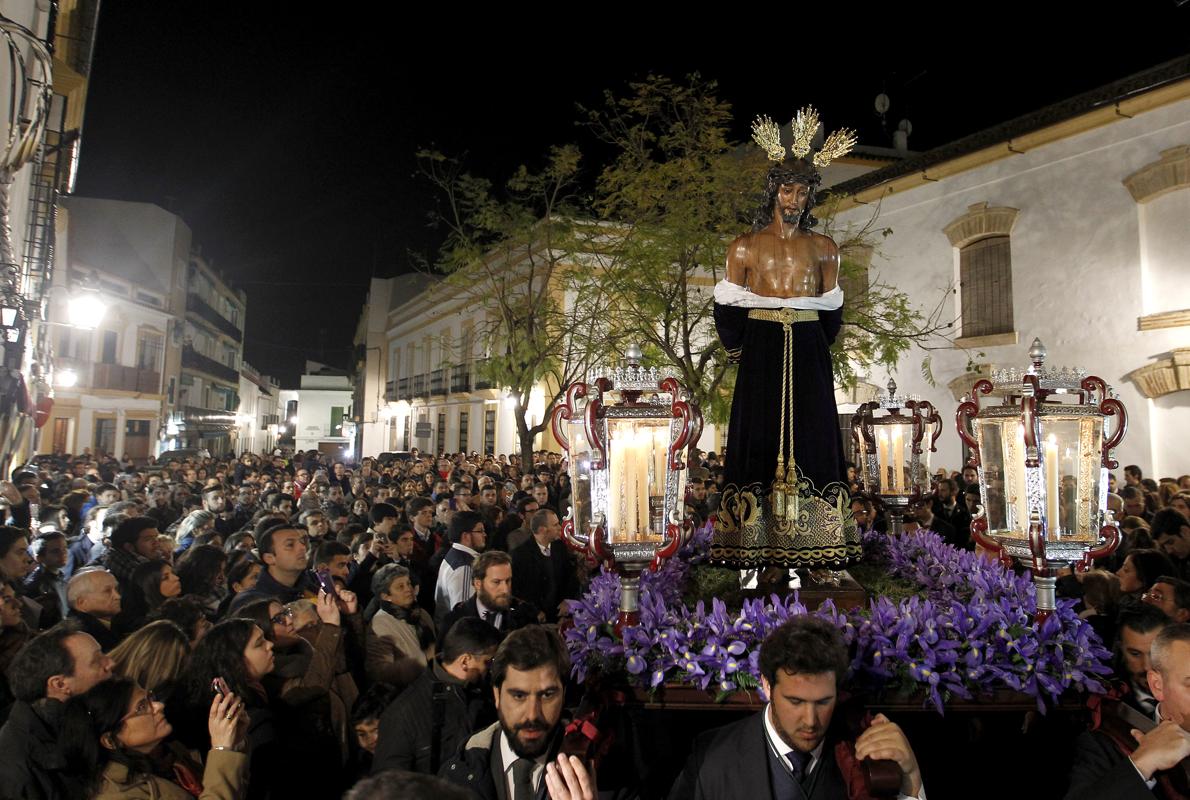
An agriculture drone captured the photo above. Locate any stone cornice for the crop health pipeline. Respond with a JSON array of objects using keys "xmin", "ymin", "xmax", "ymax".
[
  {"xmin": 1127, "ymin": 348, "xmax": 1190, "ymax": 398},
  {"xmin": 1138, "ymin": 308, "xmax": 1190, "ymax": 331},
  {"xmin": 1123, "ymin": 145, "xmax": 1190, "ymax": 203},
  {"xmin": 943, "ymin": 203, "xmax": 1020, "ymax": 248}
]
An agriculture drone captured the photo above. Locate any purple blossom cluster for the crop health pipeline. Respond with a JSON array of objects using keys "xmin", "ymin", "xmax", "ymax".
[{"xmin": 564, "ymin": 527, "xmax": 1112, "ymax": 713}]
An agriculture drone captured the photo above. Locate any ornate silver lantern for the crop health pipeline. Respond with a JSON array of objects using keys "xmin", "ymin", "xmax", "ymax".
[
  {"xmin": 956, "ymin": 338, "xmax": 1127, "ymax": 619},
  {"xmin": 550, "ymin": 347, "xmax": 703, "ymax": 631},
  {"xmin": 851, "ymin": 379, "xmax": 941, "ymax": 533}
]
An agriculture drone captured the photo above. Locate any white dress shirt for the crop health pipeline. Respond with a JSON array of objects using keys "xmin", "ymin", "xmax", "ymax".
[{"xmin": 762, "ymin": 703, "xmax": 926, "ymax": 800}]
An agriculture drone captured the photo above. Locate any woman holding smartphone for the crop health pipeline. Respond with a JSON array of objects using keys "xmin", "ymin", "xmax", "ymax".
[
  {"xmin": 174, "ymin": 620, "xmax": 277, "ymax": 800},
  {"xmin": 60, "ymin": 675, "xmax": 249, "ymax": 799}
]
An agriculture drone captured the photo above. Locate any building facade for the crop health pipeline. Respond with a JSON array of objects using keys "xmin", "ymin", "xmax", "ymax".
[
  {"xmin": 1, "ymin": 0, "xmax": 100, "ymax": 466},
  {"xmin": 172, "ymin": 252, "xmax": 247, "ymax": 455},
  {"xmin": 40, "ymin": 198, "xmax": 188, "ymax": 461},
  {"xmin": 290, "ymin": 362, "xmax": 354, "ymax": 459},
  {"xmin": 829, "ymin": 60, "xmax": 1190, "ymax": 476},
  {"xmin": 238, "ymin": 362, "xmax": 281, "ymax": 455}
]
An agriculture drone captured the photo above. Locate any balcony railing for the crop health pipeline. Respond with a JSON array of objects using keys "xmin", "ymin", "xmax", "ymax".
[
  {"xmin": 450, "ymin": 364, "xmax": 471, "ymax": 393},
  {"xmin": 182, "ymin": 345, "xmax": 239, "ymax": 384},
  {"xmin": 397, "ymin": 377, "xmax": 411, "ymax": 401},
  {"xmin": 473, "ymin": 358, "xmax": 495, "ymax": 390},
  {"xmin": 186, "ymin": 291, "xmax": 243, "ymax": 341},
  {"xmin": 92, "ymin": 363, "xmax": 161, "ymax": 393},
  {"xmin": 58, "ymin": 358, "xmax": 160, "ymax": 393},
  {"xmin": 385, "ymin": 379, "xmax": 397, "ymax": 401},
  {"xmin": 412, "ymin": 373, "xmax": 428, "ymax": 398},
  {"xmin": 430, "ymin": 368, "xmax": 447, "ymax": 396}
]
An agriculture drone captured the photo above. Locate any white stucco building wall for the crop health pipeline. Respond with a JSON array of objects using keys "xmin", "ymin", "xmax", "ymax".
[{"xmin": 829, "ymin": 84, "xmax": 1190, "ymax": 477}]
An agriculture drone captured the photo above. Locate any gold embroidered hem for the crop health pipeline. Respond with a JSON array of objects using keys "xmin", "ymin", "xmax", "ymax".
[{"xmin": 711, "ymin": 470, "xmax": 861, "ymax": 569}]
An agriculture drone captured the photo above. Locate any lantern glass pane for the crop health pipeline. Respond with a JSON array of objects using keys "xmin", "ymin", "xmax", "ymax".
[
  {"xmin": 873, "ymin": 421, "xmax": 914, "ymax": 497},
  {"xmin": 565, "ymin": 420, "xmax": 593, "ymax": 539},
  {"xmin": 605, "ymin": 418, "xmax": 670, "ymax": 543},
  {"xmin": 1038, "ymin": 414, "xmax": 1104, "ymax": 541},
  {"xmin": 975, "ymin": 417, "xmax": 1029, "ymax": 538}
]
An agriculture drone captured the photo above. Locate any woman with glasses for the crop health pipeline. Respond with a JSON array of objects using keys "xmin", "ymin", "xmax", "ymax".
[
  {"xmin": 237, "ymin": 596, "xmax": 359, "ymax": 769},
  {"xmin": 60, "ymin": 675, "xmax": 249, "ymax": 799}
]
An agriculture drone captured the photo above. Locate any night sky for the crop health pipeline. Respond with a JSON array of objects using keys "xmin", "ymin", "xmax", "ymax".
[{"xmin": 74, "ymin": 3, "xmax": 1190, "ymax": 385}]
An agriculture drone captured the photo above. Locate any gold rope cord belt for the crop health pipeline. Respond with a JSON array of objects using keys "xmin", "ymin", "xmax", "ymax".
[
  {"xmin": 745, "ymin": 308, "xmax": 816, "ymax": 520},
  {"xmin": 745, "ymin": 308, "xmax": 818, "ymax": 324}
]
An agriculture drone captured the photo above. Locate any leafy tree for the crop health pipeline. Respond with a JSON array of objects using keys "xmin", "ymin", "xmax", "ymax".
[
  {"xmin": 585, "ymin": 75, "xmax": 955, "ymax": 421},
  {"xmin": 581, "ymin": 74, "xmax": 762, "ymax": 422},
  {"xmin": 417, "ymin": 146, "xmax": 616, "ymax": 466}
]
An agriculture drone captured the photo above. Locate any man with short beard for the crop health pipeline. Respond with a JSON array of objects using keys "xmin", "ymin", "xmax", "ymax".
[
  {"xmin": 144, "ymin": 484, "xmax": 180, "ymax": 530},
  {"xmin": 439, "ymin": 626, "xmax": 594, "ymax": 800},
  {"xmin": 439, "ymin": 551, "xmax": 538, "ymax": 647}
]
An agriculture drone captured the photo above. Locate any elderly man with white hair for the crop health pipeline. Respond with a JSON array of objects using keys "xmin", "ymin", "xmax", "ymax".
[{"xmin": 67, "ymin": 568, "xmax": 123, "ymax": 651}]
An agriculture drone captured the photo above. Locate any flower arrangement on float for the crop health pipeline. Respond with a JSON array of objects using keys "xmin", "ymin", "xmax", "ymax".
[{"xmin": 563, "ymin": 526, "xmax": 1112, "ymax": 714}]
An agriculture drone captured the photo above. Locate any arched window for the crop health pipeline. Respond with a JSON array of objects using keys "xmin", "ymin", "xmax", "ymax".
[{"xmin": 943, "ymin": 202, "xmax": 1020, "ymax": 346}]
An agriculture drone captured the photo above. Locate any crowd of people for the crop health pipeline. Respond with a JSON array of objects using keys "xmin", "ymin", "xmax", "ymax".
[{"xmin": 0, "ymin": 447, "xmax": 1185, "ymax": 799}]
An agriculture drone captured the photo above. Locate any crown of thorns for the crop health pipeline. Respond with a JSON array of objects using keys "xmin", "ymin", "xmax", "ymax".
[{"xmin": 751, "ymin": 106, "xmax": 858, "ymax": 168}]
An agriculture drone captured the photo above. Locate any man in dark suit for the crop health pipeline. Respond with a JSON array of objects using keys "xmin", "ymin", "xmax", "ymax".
[
  {"xmin": 1065, "ymin": 623, "xmax": 1190, "ymax": 799},
  {"xmin": 439, "ymin": 626, "xmax": 593, "ymax": 800},
  {"xmin": 511, "ymin": 510, "xmax": 580, "ymax": 624},
  {"xmin": 907, "ymin": 499, "xmax": 958, "ymax": 548},
  {"xmin": 373, "ymin": 617, "xmax": 501, "ymax": 775},
  {"xmin": 439, "ymin": 550, "xmax": 539, "ymax": 648},
  {"xmin": 670, "ymin": 616, "xmax": 925, "ymax": 800}
]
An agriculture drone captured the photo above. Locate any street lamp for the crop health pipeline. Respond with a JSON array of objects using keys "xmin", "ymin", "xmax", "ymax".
[
  {"xmin": 551, "ymin": 346, "xmax": 703, "ymax": 631},
  {"xmin": 66, "ymin": 289, "xmax": 107, "ymax": 330},
  {"xmin": 851, "ymin": 378, "xmax": 941, "ymax": 534},
  {"xmin": 56, "ymin": 368, "xmax": 77, "ymax": 388},
  {"xmin": 956, "ymin": 338, "xmax": 1126, "ymax": 620}
]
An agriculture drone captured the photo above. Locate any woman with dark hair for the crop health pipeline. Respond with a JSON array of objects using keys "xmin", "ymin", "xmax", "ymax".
[
  {"xmin": 154, "ymin": 596, "xmax": 214, "ymax": 648},
  {"xmin": 0, "ymin": 525, "xmax": 40, "ymax": 631},
  {"xmin": 60, "ymin": 675, "xmax": 248, "ymax": 799},
  {"xmin": 176, "ymin": 545, "xmax": 229, "ymax": 614},
  {"xmin": 174, "ymin": 619, "xmax": 276, "ymax": 800},
  {"xmin": 0, "ymin": 582, "xmax": 33, "ymax": 684},
  {"xmin": 223, "ymin": 532, "xmax": 255, "ymax": 555},
  {"xmin": 116, "ymin": 559, "xmax": 183, "ymax": 635},
  {"xmin": 348, "ymin": 497, "xmax": 371, "ymax": 528},
  {"xmin": 238, "ymin": 596, "xmax": 358, "ymax": 769},
  {"xmin": 1116, "ymin": 547, "xmax": 1177, "ymax": 599},
  {"xmin": 216, "ymin": 558, "xmax": 262, "ymax": 619}
]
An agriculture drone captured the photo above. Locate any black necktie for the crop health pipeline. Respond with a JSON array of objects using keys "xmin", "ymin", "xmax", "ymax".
[
  {"xmin": 787, "ymin": 748, "xmax": 810, "ymax": 783},
  {"xmin": 511, "ymin": 757, "xmax": 535, "ymax": 800}
]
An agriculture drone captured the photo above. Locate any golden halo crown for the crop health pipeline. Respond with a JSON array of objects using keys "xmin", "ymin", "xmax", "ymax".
[{"xmin": 751, "ymin": 105, "xmax": 858, "ymax": 168}]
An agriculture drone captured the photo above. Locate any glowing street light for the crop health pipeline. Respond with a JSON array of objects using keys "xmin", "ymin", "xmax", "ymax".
[{"xmin": 66, "ymin": 291, "xmax": 106, "ymax": 330}]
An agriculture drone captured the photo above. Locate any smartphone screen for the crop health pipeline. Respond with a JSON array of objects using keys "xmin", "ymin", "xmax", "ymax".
[{"xmin": 315, "ymin": 568, "xmax": 339, "ymax": 598}]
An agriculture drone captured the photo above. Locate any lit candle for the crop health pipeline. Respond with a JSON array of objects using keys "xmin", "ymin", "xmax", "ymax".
[
  {"xmin": 608, "ymin": 434, "xmax": 623, "ymax": 542},
  {"xmin": 637, "ymin": 432, "xmax": 650, "ymax": 539},
  {"xmin": 1045, "ymin": 433, "xmax": 1060, "ymax": 539},
  {"xmin": 890, "ymin": 425, "xmax": 904, "ymax": 494},
  {"xmin": 653, "ymin": 426, "xmax": 669, "ymax": 539},
  {"xmin": 877, "ymin": 429, "xmax": 890, "ymax": 493}
]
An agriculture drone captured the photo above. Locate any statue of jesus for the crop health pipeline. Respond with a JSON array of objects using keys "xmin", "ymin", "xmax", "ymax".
[{"xmin": 710, "ymin": 109, "xmax": 861, "ymax": 569}]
